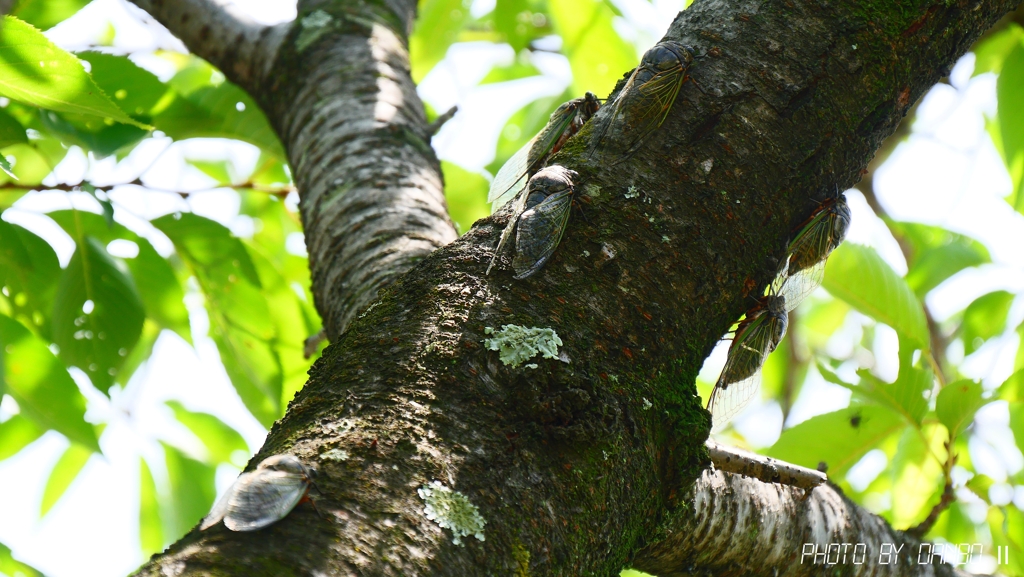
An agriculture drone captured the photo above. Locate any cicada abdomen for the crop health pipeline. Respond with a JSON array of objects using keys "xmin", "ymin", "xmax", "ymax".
[
  {"xmin": 777, "ymin": 188, "xmax": 852, "ymax": 311},
  {"xmin": 489, "ymin": 93, "xmax": 600, "ymax": 213},
  {"xmin": 201, "ymin": 454, "xmax": 316, "ymax": 532},
  {"xmin": 708, "ymin": 290, "xmax": 788, "ymax": 432},
  {"xmin": 591, "ymin": 42, "xmax": 696, "ymax": 161}
]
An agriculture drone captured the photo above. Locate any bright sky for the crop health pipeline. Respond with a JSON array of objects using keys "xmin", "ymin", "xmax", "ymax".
[{"xmin": 0, "ymin": 1, "xmax": 1022, "ymax": 576}]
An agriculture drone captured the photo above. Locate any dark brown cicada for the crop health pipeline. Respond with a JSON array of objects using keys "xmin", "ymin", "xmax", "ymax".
[
  {"xmin": 487, "ymin": 165, "xmax": 578, "ymax": 279},
  {"xmin": 777, "ymin": 188, "xmax": 852, "ymax": 311}
]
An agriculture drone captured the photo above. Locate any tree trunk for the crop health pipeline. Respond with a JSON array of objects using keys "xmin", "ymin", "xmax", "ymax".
[{"xmin": 129, "ymin": 0, "xmax": 1019, "ymax": 575}]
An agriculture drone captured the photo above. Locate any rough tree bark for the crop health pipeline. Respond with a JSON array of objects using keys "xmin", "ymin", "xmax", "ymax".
[{"xmin": 128, "ymin": 0, "xmax": 1019, "ymax": 575}]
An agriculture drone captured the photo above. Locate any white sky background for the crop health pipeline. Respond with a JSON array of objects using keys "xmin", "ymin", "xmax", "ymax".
[{"xmin": 0, "ymin": 0, "xmax": 1022, "ymax": 575}]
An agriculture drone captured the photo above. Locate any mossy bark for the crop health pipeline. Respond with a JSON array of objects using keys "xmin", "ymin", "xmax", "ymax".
[{"xmin": 132, "ymin": 0, "xmax": 1019, "ymax": 575}]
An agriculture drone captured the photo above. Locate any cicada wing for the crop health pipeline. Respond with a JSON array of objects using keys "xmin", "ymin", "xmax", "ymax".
[
  {"xmin": 618, "ymin": 66, "xmax": 685, "ymax": 155},
  {"xmin": 708, "ymin": 313, "xmax": 778, "ymax": 432},
  {"xmin": 488, "ymin": 140, "xmax": 533, "ymax": 212},
  {"xmin": 512, "ymin": 189, "xmax": 572, "ymax": 279},
  {"xmin": 778, "ymin": 259, "xmax": 825, "ymax": 312},
  {"xmin": 223, "ymin": 469, "xmax": 309, "ymax": 531},
  {"xmin": 788, "ymin": 203, "xmax": 849, "ymax": 276},
  {"xmin": 486, "ymin": 190, "xmax": 529, "ymax": 275},
  {"xmin": 201, "ymin": 473, "xmax": 243, "ymax": 530},
  {"xmin": 588, "ymin": 69, "xmax": 643, "ymax": 156}
]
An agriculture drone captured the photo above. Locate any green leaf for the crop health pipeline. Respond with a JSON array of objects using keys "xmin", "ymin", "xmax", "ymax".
[
  {"xmin": 891, "ymin": 221, "xmax": 990, "ymax": 298},
  {"xmin": 187, "ymin": 159, "xmax": 233, "ymax": 185},
  {"xmin": 818, "ymin": 363, "xmax": 930, "ymax": 426},
  {"xmin": 973, "ymin": 23, "xmax": 1024, "ymax": 76},
  {"xmin": 990, "ymin": 506, "xmax": 1024, "ymax": 576},
  {"xmin": 38, "ymin": 108, "xmax": 148, "ymax": 158},
  {"xmin": 935, "ymin": 379, "xmax": 985, "ymax": 441},
  {"xmin": 0, "ymin": 414, "xmax": 44, "ymax": 461},
  {"xmin": 890, "ymin": 425, "xmax": 945, "ymax": 529},
  {"xmin": 550, "ymin": 0, "xmax": 638, "ymax": 97},
  {"xmin": 0, "ymin": 16, "xmax": 149, "ymax": 129},
  {"xmin": 162, "ymin": 442, "xmax": 217, "ymax": 540},
  {"xmin": 966, "ymin": 473, "xmax": 995, "ymax": 504},
  {"xmin": 489, "ymin": 0, "xmax": 551, "ymax": 53},
  {"xmin": 153, "ymin": 213, "xmax": 282, "ymax": 426},
  {"xmin": 39, "ymin": 442, "xmax": 92, "ymax": 517},
  {"xmin": 479, "ymin": 61, "xmax": 542, "ymax": 85},
  {"xmin": 0, "ymin": 154, "xmax": 14, "ymax": 179},
  {"xmin": 152, "ymin": 59, "xmax": 284, "ymax": 158},
  {"xmin": 0, "ymin": 541, "xmax": 44, "ymax": 577},
  {"xmin": 0, "ymin": 218, "xmax": 60, "ymax": 336},
  {"xmin": 139, "ymin": 457, "xmax": 163, "ymax": 555},
  {"xmin": 998, "ymin": 43, "xmax": 1024, "ymax": 213},
  {"xmin": 0, "ymin": 313, "xmax": 99, "ymax": 451},
  {"xmin": 441, "ymin": 161, "xmax": 490, "ymax": 234},
  {"xmin": 0, "ymin": 106, "xmax": 28, "ymax": 148},
  {"xmin": 166, "ymin": 400, "xmax": 248, "ymax": 466},
  {"xmin": 409, "ymin": 0, "xmax": 471, "ymax": 83},
  {"xmin": 46, "ymin": 210, "xmax": 190, "ymax": 343},
  {"xmin": 52, "ymin": 236, "xmax": 145, "ymax": 394},
  {"xmin": 960, "ymin": 290, "xmax": 1014, "ymax": 355},
  {"xmin": 76, "ymin": 52, "xmax": 169, "ymax": 120},
  {"xmin": 11, "ymin": 0, "xmax": 91, "ymax": 30},
  {"xmin": 823, "ymin": 243, "xmax": 930, "ymax": 350},
  {"xmin": 0, "ymin": 140, "xmax": 68, "ymax": 185},
  {"xmin": 767, "ymin": 405, "xmax": 905, "ymax": 476}
]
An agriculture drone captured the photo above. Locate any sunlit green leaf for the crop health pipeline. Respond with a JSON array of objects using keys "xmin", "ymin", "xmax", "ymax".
[
  {"xmin": 767, "ymin": 405, "xmax": 904, "ymax": 476},
  {"xmin": 966, "ymin": 473, "xmax": 995, "ymax": 504},
  {"xmin": 973, "ymin": 23, "xmax": 1024, "ymax": 75},
  {"xmin": 162, "ymin": 443, "xmax": 216, "ymax": 540},
  {"xmin": 0, "ymin": 140, "xmax": 68, "ymax": 185},
  {"xmin": 441, "ymin": 161, "xmax": 490, "ymax": 234},
  {"xmin": 490, "ymin": 0, "xmax": 551, "ymax": 53},
  {"xmin": 998, "ymin": 43, "xmax": 1024, "ymax": 213},
  {"xmin": 989, "ymin": 506, "xmax": 1024, "ymax": 575},
  {"xmin": 818, "ymin": 363, "xmax": 930, "ymax": 426},
  {"xmin": 52, "ymin": 236, "xmax": 145, "ymax": 394},
  {"xmin": 891, "ymin": 221, "xmax": 990, "ymax": 298},
  {"xmin": 139, "ymin": 457, "xmax": 163, "ymax": 555},
  {"xmin": 77, "ymin": 52, "xmax": 169, "ymax": 120},
  {"xmin": 187, "ymin": 159, "xmax": 233, "ymax": 185},
  {"xmin": 409, "ymin": 0, "xmax": 472, "ymax": 83},
  {"xmin": 0, "ymin": 16, "xmax": 148, "ymax": 129},
  {"xmin": 960, "ymin": 290, "xmax": 1013, "ymax": 355},
  {"xmin": 0, "ymin": 414, "xmax": 44, "ymax": 461},
  {"xmin": 550, "ymin": 0, "xmax": 637, "ymax": 97},
  {"xmin": 936, "ymin": 379, "xmax": 985, "ymax": 442},
  {"xmin": 889, "ymin": 425, "xmax": 945, "ymax": 529},
  {"xmin": 0, "ymin": 218, "xmax": 60, "ymax": 336},
  {"xmin": 0, "ymin": 106, "xmax": 28, "ymax": 149},
  {"xmin": 0, "ymin": 541, "xmax": 43, "ymax": 577},
  {"xmin": 10, "ymin": 0, "xmax": 91, "ymax": 30},
  {"xmin": 166, "ymin": 400, "xmax": 248, "ymax": 466},
  {"xmin": 0, "ymin": 313, "xmax": 99, "ymax": 451},
  {"xmin": 153, "ymin": 213, "xmax": 282, "ymax": 426},
  {"xmin": 40, "ymin": 442, "xmax": 92, "ymax": 517},
  {"xmin": 38, "ymin": 108, "xmax": 148, "ymax": 158},
  {"xmin": 823, "ymin": 243, "xmax": 930, "ymax": 350}
]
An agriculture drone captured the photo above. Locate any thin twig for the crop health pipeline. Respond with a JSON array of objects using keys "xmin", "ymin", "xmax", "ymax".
[{"xmin": 707, "ymin": 440, "xmax": 827, "ymax": 490}]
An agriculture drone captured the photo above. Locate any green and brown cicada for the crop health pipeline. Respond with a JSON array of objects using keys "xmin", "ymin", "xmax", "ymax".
[
  {"xmin": 487, "ymin": 165, "xmax": 578, "ymax": 279},
  {"xmin": 488, "ymin": 93, "xmax": 600, "ymax": 212},
  {"xmin": 591, "ymin": 41, "xmax": 697, "ymax": 160},
  {"xmin": 777, "ymin": 187, "xmax": 852, "ymax": 311}
]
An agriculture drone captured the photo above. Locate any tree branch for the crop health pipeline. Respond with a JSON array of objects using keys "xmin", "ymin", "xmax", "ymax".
[
  {"xmin": 631, "ymin": 471, "xmax": 972, "ymax": 577},
  {"xmin": 124, "ymin": 0, "xmax": 287, "ymax": 94}
]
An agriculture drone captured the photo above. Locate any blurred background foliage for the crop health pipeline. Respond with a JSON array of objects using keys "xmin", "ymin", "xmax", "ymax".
[{"xmin": 0, "ymin": 0, "xmax": 1022, "ymax": 576}]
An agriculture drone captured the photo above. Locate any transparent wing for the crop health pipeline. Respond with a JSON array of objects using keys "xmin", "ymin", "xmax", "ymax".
[
  {"xmin": 488, "ymin": 139, "xmax": 534, "ymax": 211},
  {"xmin": 778, "ymin": 259, "xmax": 825, "ymax": 312},
  {"xmin": 223, "ymin": 469, "xmax": 308, "ymax": 531},
  {"xmin": 787, "ymin": 206, "xmax": 845, "ymax": 276},
  {"xmin": 489, "ymin": 106, "xmax": 577, "ymax": 212},
  {"xmin": 486, "ymin": 190, "xmax": 529, "ymax": 275},
  {"xmin": 201, "ymin": 474, "xmax": 243, "ymax": 530},
  {"xmin": 512, "ymin": 189, "xmax": 572, "ymax": 279},
  {"xmin": 589, "ymin": 68, "xmax": 644, "ymax": 156},
  {"xmin": 618, "ymin": 66, "xmax": 686, "ymax": 154},
  {"xmin": 708, "ymin": 312, "xmax": 781, "ymax": 432}
]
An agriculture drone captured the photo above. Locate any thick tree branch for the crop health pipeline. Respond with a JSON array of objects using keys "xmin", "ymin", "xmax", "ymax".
[
  {"xmin": 131, "ymin": 0, "xmax": 1019, "ymax": 575},
  {"xmin": 124, "ymin": 0, "xmax": 285, "ymax": 94},
  {"xmin": 631, "ymin": 471, "xmax": 971, "ymax": 577}
]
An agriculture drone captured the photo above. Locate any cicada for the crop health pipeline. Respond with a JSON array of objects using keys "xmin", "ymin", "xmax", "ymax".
[
  {"xmin": 708, "ymin": 275, "xmax": 789, "ymax": 432},
  {"xmin": 776, "ymin": 188, "xmax": 852, "ymax": 311},
  {"xmin": 486, "ymin": 165, "xmax": 578, "ymax": 279},
  {"xmin": 489, "ymin": 93, "xmax": 600, "ymax": 212},
  {"xmin": 591, "ymin": 41, "xmax": 696, "ymax": 160},
  {"xmin": 201, "ymin": 454, "xmax": 317, "ymax": 532}
]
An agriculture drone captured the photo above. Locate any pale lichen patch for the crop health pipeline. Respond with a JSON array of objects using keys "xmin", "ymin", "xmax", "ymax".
[
  {"xmin": 322, "ymin": 448, "xmax": 350, "ymax": 461},
  {"xmin": 483, "ymin": 325, "xmax": 562, "ymax": 368},
  {"xmin": 418, "ymin": 481, "xmax": 486, "ymax": 546},
  {"xmin": 297, "ymin": 10, "xmax": 333, "ymax": 52}
]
